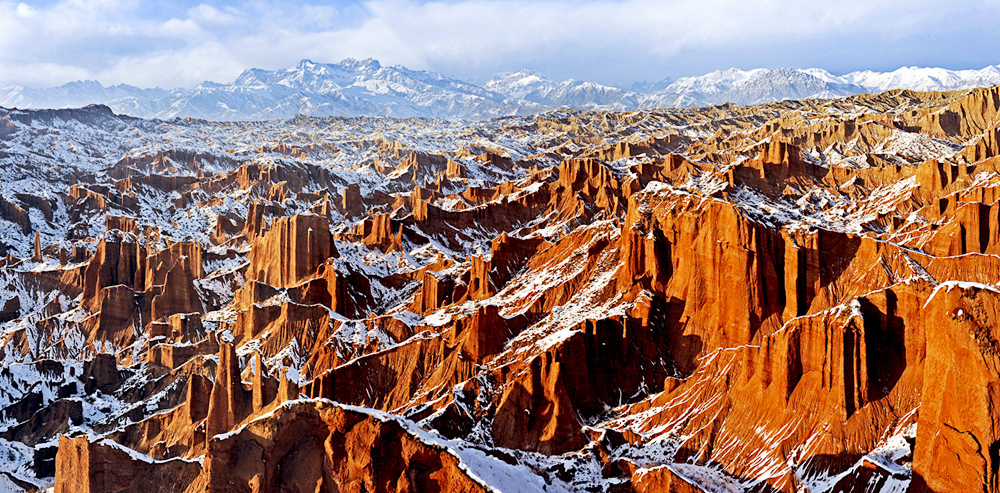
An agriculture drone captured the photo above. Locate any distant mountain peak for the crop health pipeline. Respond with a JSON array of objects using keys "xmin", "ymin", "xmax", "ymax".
[
  {"xmin": 337, "ymin": 57, "xmax": 381, "ymax": 72},
  {"xmin": 506, "ymin": 68, "xmax": 544, "ymax": 77},
  {"xmin": 485, "ymin": 70, "xmax": 549, "ymax": 87}
]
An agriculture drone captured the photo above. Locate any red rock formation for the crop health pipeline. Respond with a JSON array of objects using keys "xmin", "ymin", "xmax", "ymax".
[
  {"xmin": 105, "ymin": 215, "xmax": 138, "ymax": 235},
  {"xmin": 54, "ymin": 435, "xmax": 200, "ymax": 493},
  {"xmin": 147, "ymin": 335, "xmax": 217, "ymax": 369},
  {"xmin": 392, "ymin": 151, "xmax": 449, "ymax": 184},
  {"xmin": 205, "ymin": 342, "xmax": 250, "ymax": 440},
  {"xmin": 413, "ymin": 270, "xmax": 459, "ymax": 314},
  {"xmin": 32, "ymin": 232, "xmax": 41, "ymax": 262},
  {"xmin": 211, "ymin": 214, "xmax": 242, "ymax": 244},
  {"xmin": 250, "ymin": 351, "xmax": 274, "ymax": 413},
  {"xmin": 147, "ymin": 242, "xmax": 203, "ymax": 322},
  {"xmin": 728, "ymin": 140, "xmax": 823, "ymax": 195},
  {"xmin": 340, "ymin": 183, "xmax": 366, "ymax": 218},
  {"xmin": 246, "ymin": 214, "xmax": 336, "ymax": 287},
  {"xmin": 630, "ymin": 466, "xmax": 717, "ymax": 493},
  {"xmin": 468, "ymin": 233, "xmax": 546, "ymax": 300},
  {"xmin": 199, "ymin": 400, "xmax": 487, "ymax": 493},
  {"xmin": 108, "ymin": 371, "xmax": 215, "ymax": 459},
  {"xmin": 81, "ymin": 231, "xmax": 142, "ymax": 311},
  {"xmin": 285, "ymin": 261, "xmax": 371, "ymax": 318},
  {"xmin": 0, "ymin": 198, "xmax": 31, "ymax": 235},
  {"xmin": 449, "ymin": 304, "xmax": 527, "ymax": 362},
  {"xmin": 82, "ymin": 354, "xmax": 121, "ymax": 394},
  {"xmin": 554, "ymin": 158, "xmax": 626, "ymax": 216},
  {"xmin": 356, "ymin": 212, "xmax": 403, "ymax": 252},
  {"xmin": 911, "ymin": 284, "xmax": 1000, "ymax": 492},
  {"xmin": 167, "ymin": 313, "xmax": 204, "ymax": 343},
  {"xmin": 242, "ymin": 198, "xmax": 284, "ymax": 240},
  {"xmin": 86, "ymin": 285, "xmax": 138, "ymax": 348},
  {"xmin": 492, "ymin": 352, "xmax": 588, "ymax": 454}
]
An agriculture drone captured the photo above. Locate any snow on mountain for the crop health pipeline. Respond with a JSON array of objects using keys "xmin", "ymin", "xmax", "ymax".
[
  {"xmin": 630, "ymin": 77, "xmax": 674, "ymax": 93},
  {"xmin": 638, "ymin": 67, "xmax": 866, "ymax": 108},
  {"xmin": 707, "ymin": 68, "xmax": 861, "ymax": 105},
  {"xmin": 0, "ymin": 81, "xmax": 175, "ymax": 113},
  {"xmin": 3, "ymin": 60, "xmax": 1000, "ymax": 121},
  {"xmin": 662, "ymin": 68, "xmax": 768, "ymax": 96},
  {"xmin": 135, "ymin": 58, "xmax": 520, "ymax": 121},
  {"xmin": 841, "ymin": 65, "xmax": 1000, "ymax": 93},
  {"xmin": 483, "ymin": 70, "xmax": 639, "ymax": 110},
  {"xmin": 635, "ymin": 65, "xmax": 1000, "ymax": 109},
  {"xmin": 482, "ymin": 70, "xmax": 552, "ymax": 101}
]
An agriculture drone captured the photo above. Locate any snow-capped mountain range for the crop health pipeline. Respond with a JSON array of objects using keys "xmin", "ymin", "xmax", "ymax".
[{"xmin": 3, "ymin": 58, "xmax": 999, "ymax": 121}]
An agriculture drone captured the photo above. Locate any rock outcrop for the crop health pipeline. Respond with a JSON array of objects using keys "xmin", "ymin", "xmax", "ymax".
[
  {"xmin": 197, "ymin": 400, "xmax": 487, "ymax": 493},
  {"xmin": 247, "ymin": 214, "xmax": 336, "ymax": 287},
  {"xmin": 54, "ymin": 435, "xmax": 201, "ymax": 493}
]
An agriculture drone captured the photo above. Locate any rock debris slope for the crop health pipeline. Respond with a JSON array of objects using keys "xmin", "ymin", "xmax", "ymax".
[{"xmin": 1, "ymin": 85, "xmax": 1000, "ymax": 491}]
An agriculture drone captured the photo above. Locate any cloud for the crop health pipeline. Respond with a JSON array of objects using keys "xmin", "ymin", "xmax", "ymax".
[
  {"xmin": 188, "ymin": 4, "xmax": 243, "ymax": 26},
  {"xmin": 0, "ymin": 0, "xmax": 997, "ymax": 89}
]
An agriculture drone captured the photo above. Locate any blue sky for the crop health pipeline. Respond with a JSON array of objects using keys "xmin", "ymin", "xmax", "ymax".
[{"xmin": 1, "ymin": 0, "xmax": 998, "ymax": 89}]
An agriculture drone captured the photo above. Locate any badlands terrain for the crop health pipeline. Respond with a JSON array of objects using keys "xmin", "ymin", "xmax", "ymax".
[{"xmin": 0, "ymin": 83, "xmax": 999, "ymax": 492}]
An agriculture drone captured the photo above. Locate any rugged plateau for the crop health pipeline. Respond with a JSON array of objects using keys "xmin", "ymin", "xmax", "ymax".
[{"xmin": 1, "ymin": 84, "xmax": 1000, "ymax": 492}]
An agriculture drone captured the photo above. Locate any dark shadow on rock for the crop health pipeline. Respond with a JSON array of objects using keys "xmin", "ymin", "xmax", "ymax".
[
  {"xmin": 859, "ymin": 292, "xmax": 905, "ymax": 404},
  {"xmin": 663, "ymin": 296, "xmax": 703, "ymax": 378}
]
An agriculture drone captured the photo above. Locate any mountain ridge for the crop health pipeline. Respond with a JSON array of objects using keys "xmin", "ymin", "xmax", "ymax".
[{"xmin": 3, "ymin": 58, "xmax": 999, "ymax": 121}]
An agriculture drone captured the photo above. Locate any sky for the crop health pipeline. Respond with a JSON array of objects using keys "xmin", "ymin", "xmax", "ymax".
[{"xmin": 1, "ymin": 0, "xmax": 999, "ymax": 89}]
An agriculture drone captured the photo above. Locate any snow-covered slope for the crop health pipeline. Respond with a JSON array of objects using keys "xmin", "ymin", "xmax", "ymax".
[
  {"xmin": 3, "ymin": 59, "xmax": 520, "ymax": 121},
  {"xmin": 153, "ymin": 58, "xmax": 520, "ymax": 120},
  {"xmin": 0, "ymin": 81, "xmax": 176, "ymax": 114},
  {"xmin": 3, "ymin": 60, "xmax": 1000, "ymax": 121},
  {"xmin": 635, "ymin": 65, "xmax": 1000, "ymax": 108},
  {"xmin": 840, "ymin": 65, "xmax": 1000, "ymax": 92},
  {"xmin": 483, "ymin": 70, "xmax": 640, "ymax": 111},
  {"xmin": 637, "ymin": 68, "xmax": 857, "ymax": 107}
]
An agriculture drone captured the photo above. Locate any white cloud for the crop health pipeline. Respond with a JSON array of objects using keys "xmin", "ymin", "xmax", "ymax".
[
  {"xmin": 0, "ymin": 0, "xmax": 996, "ymax": 89},
  {"xmin": 96, "ymin": 43, "xmax": 246, "ymax": 89},
  {"xmin": 188, "ymin": 4, "xmax": 242, "ymax": 26},
  {"xmin": 14, "ymin": 2, "xmax": 34, "ymax": 17}
]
